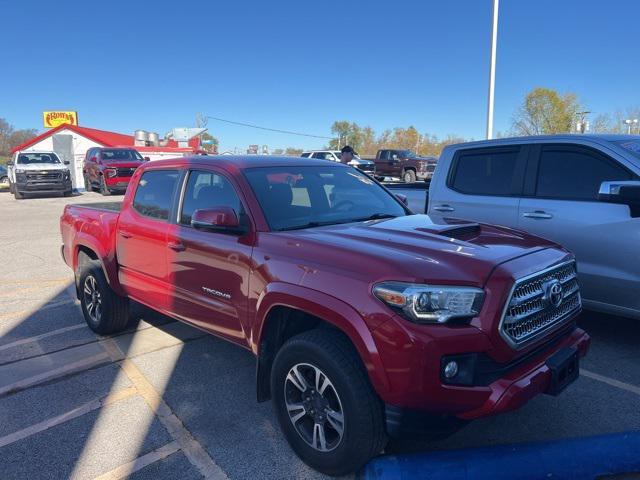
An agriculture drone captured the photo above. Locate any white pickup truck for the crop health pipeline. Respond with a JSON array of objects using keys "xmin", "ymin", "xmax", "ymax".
[
  {"xmin": 427, "ymin": 134, "xmax": 640, "ymax": 320},
  {"xmin": 8, "ymin": 150, "xmax": 73, "ymax": 199}
]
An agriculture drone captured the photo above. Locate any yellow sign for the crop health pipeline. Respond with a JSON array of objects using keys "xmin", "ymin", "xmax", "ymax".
[{"xmin": 43, "ymin": 111, "xmax": 78, "ymax": 128}]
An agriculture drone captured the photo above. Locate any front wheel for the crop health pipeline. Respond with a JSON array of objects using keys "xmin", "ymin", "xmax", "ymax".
[
  {"xmin": 84, "ymin": 174, "xmax": 92, "ymax": 192},
  {"xmin": 78, "ymin": 260, "xmax": 129, "ymax": 334},
  {"xmin": 271, "ymin": 329, "xmax": 387, "ymax": 476},
  {"xmin": 99, "ymin": 176, "xmax": 111, "ymax": 196},
  {"xmin": 14, "ymin": 189, "xmax": 24, "ymax": 200},
  {"xmin": 402, "ymin": 169, "xmax": 416, "ymax": 183}
]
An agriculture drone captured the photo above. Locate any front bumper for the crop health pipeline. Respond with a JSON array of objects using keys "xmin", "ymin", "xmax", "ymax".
[
  {"xmin": 104, "ymin": 176, "xmax": 132, "ymax": 190},
  {"xmin": 15, "ymin": 179, "xmax": 72, "ymax": 193}
]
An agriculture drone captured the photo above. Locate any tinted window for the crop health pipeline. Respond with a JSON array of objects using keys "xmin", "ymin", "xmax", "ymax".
[
  {"xmin": 132, "ymin": 170, "xmax": 179, "ymax": 220},
  {"xmin": 300, "ymin": 153, "xmax": 311, "ymax": 158},
  {"xmin": 536, "ymin": 147, "xmax": 632, "ymax": 200},
  {"xmin": 17, "ymin": 153, "xmax": 61, "ymax": 164},
  {"xmin": 180, "ymin": 170, "xmax": 242, "ymax": 225},
  {"xmin": 451, "ymin": 149, "xmax": 519, "ymax": 195},
  {"xmin": 379, "ymin": 151, "xmax": 389, "ymax": 160},
  {"xmin": 101, "ymin": 149, "xmax": 143, "ymax": 161},
  {"xmin": 244, "ymin": 166, "xmax": 406, "ymax": 231}
]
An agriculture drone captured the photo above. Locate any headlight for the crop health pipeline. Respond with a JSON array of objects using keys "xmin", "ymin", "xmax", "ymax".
[
  {"xmin": 105, "ymin": 168, "xmax": 117, "ymax": 178},
  {"xmin": 15, "ymin": 169, "xmax": 26, "ymax": 174},
  {"xmin": 373, "ymin": 282, "xmax": 484, "ymax": 323}
]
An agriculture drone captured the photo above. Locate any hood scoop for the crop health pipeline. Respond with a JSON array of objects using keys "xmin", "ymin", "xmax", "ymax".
[{"xmin": 417, "ymin": 223, "xmax": 482, "ymax": 240}]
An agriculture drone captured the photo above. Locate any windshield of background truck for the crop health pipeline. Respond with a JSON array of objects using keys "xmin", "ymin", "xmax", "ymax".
[
  {"xmin": 244, "ymin": 165, "xmax": 407, "ymax": 231},
  {"xmin": 16, "ymin": 153, "xmax": 61, "ymax": 164},
  {"xmin": 101, "ymin": 149, "xmax": 144, "ymax": 161}
]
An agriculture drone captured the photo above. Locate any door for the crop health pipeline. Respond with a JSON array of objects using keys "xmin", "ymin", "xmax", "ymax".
[
  {"xmin": 166, "ymin": 169, "xmax": 253, "ymax": 344},
  {"xmin": 52, "ymin": 134, "xmax": 76, "ymax": 187},
  {"xmin": 377, "ymin": 151, "xmax": 391, "ymax": 176},
  {"xmin": 518, "ymin": 144, "xmax": 640, "ymax": 313},
  {"xmin": 84, "ymin": 148, "xmax": 96, "ymax": 186},
  {"xmin": 430, "ymin": 146, "xmax": 526, "ymax": 227},
  {"xmin": 116, "ymin": 169, "xmax": 181, "ymax": 311}
]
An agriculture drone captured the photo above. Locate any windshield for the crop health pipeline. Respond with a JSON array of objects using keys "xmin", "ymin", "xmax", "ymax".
[
  {"xmin": 614, "ymin": 140, "xmax": 640, "ymax": 160},
  {"xmin": 244, "ymin": 165, "xmax": 407, "ymax": 231},
  {"xmin": 399, "ymin": 150, "xmax": 417, "ymax": 158},
  {"xmin": 16, "ymin": 153, "xmax": 61, "ymax": 165},
  {"xmin": 101, "ymin": 149, "xmax": 144, "ymax": 161}
]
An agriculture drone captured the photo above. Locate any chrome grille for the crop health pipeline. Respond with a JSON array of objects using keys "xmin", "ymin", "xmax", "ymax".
[
  {"xmin": 116, "ymin": 167, "xmax": 136, "ymax": 177},
  {"xmin": 26, "ymin": 172, "xmax": 61, "ymax": 181},
  {"xmin": 426, "ymin": 164, "xmax": 436, "ymax": 172},
  {"xmin": 501, "ymin": 261, "xmax": 581, "ymax": 347}
]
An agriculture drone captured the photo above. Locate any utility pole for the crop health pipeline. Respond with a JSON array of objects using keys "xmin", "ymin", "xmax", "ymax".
[{"xmin": 486, "ymin": 0, "xmax": 499, "ymax": 140}]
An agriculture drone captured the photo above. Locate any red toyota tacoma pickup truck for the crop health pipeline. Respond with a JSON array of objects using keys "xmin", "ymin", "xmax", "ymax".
[{"xmin": 60, "ymin": 155, "xmax": 590, "ymax": 475}]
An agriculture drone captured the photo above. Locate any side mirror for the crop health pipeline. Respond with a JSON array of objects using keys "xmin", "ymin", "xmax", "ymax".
[
  {"xmin": 599, "ymin": 180, "xmax": 640, "ymax": 208},
  {"xmin": 144, "ymin": 156, "xmax": 150, "ymax": 161},
  {"xmin": 191, "ymin": 207, "xmax": 245, "ymax": 234},
  {"xmin": 64, "ymin": 161, "xmax": 70, "ymax": 165},
  {"xmin": 7, "ymin": 162, "xmax": 13, "ymax": 166},
  {"xmin": 392, "ymin": 154, "xmax": 399, "ymax": 161},
  {"xmin": 395, "ymin": 193, "xmax": 408, "ymax": 206}
]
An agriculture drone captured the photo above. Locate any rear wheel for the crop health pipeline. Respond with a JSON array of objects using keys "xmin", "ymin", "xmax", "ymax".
[
  {"xmin": 99, "ymin": 176, "xmax": 111, "ymax": 196},
  {"xmin": 271, "ymin": 329, "xmax": 387, "ymax": 476},
  {"xmin": 78, "ymin": 260, "xmax": 129, "ymax": 334},
  {"xmin": 402, "ymin": 169, "xmax": 416, "ymax": 183}
]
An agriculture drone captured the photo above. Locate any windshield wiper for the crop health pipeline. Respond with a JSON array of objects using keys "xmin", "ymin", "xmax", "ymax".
[
  {"xmin": 276, "ymin": 220, "xmax": 339, "ymax": 231},
  {"xmin": 352, "ymin": 213, "xmax": 398, "ymax": 222},
  {"xmin": 276, "ymin": 213, "xmax": 398, "ymax": 231}
]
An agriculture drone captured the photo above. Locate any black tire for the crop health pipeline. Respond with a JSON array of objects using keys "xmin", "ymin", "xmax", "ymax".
[
  {"xmin": 63, "ymin": 190, "xmax": 72, "ymax": 197},
  {"xmin": 99, "ymin": 175, "xmax": 111, "ymax": 196},
  {"xmin": 271, "ymin": 329, "xmax": 387, "ymax": 476},
  {"xmin": 14, "ymin": 189, "xmax": 24, "ymax": 200},
  {"xmin": 78, "ymin": 260, "xmax": 129, "ymax": 334},
  {"xmin": 84, "ymin": 174, "xmax": 92, "ymax": 192},
  {"xmin": 402, "ymin": 169, "xmax": 416, "ymax": 183},
  {"xmin": 9, "ymin": 182, "xmax": 14, "ymax": 194}
]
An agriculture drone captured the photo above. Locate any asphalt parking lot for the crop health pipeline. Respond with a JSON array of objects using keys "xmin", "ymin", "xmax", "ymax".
[{"xmin": 1, "ymin": 190, "xmax": 639, "ymax": 480}]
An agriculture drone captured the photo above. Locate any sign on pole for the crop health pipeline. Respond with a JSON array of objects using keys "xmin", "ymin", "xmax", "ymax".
[{"xmin": 43, "ymin": 111, "xmax": 79, "ymax": 128}]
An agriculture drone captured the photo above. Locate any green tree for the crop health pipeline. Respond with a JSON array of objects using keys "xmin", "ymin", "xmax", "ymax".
[
  {"xmin": 512, "ymin": 87, "xmax": 582, "ymax": 135},
  {"xmin": 0, "ymin": 118, "xmax": 38, "ymax": 157}
]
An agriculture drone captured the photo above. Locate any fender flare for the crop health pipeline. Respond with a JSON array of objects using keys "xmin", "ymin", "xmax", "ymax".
[
  {"xmin": 253, "ymin": 282, "xmax": 390, "ymax": 397},
  {"xmin": 74, "ymin": 235, "xmax": 125, "ymax": 297}
]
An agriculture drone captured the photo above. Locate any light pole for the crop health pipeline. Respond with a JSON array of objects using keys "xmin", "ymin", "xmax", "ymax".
[
  {"xmin": 486, "ymin": 0, "xmax": 499, "ymax": 139},
  {"xmin": 623, "ymin": 119, "xmax": 639, "ymax": 135}
]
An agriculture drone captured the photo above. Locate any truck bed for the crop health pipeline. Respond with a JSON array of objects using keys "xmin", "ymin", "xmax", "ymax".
[{"xmin": 72, "ymin": 201, "xmax": 123, "ymax": 212}]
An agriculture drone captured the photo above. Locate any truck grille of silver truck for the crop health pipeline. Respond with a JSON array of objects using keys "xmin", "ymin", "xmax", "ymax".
[{"xmin": 500, "ymin": 261, "xmax": 581, "ymax": 348}]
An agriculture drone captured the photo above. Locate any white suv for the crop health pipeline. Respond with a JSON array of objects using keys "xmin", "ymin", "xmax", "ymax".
[{"xmin": 301, "ymin": 150, "xmax": 375, "ymax": 174}]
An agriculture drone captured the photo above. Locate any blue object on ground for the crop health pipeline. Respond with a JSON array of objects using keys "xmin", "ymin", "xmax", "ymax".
[{"xmin": 361, "ymin": 431, "xmax": 640, "ymax": 480}]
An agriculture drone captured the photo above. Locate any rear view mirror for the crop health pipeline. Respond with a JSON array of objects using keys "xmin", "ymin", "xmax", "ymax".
[{"xmin": 192, "ymin": 207, "xmax": 245, "ymax": 234}]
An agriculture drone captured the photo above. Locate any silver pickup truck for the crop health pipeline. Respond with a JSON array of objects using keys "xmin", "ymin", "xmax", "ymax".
[{"xmin": 427, "ymin": 134, "xmax": 640, "ymax": 320}]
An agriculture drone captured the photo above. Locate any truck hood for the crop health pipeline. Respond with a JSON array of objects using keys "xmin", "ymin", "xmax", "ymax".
[
  {"xmin": 101, "ymin": 161, "xmax": 144, "ymax": 169},
  {"xmin": 15, "ymin": 163, "xmax": 68, "ymax": 171},
  {"xmin": 283, "ymin": 214, "xmax": 558, "ymax": 286}
]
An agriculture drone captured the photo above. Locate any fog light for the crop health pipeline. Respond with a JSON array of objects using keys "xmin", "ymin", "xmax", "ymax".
[{"xmin": 444, "ymin": 361, "xmax": 459, "ymax": 379}]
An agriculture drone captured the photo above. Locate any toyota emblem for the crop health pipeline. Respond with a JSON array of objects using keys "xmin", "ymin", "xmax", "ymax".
[{"xmin": 545, "ymin": 279, "xmax": 564, "ymax": 308}]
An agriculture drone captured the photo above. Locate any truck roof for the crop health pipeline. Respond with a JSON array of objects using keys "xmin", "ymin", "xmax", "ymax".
[
  {"xmin": 447, "ymin": 134, "xmax": 638, "ymax": 149},
  {"xmin": 145, "ymin": 154, "xmax": 340, "ymax": 170}
]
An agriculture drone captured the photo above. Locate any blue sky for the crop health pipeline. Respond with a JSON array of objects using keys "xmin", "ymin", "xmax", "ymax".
[{"xmin": 2, "ymin": 0, "xmax": 639, "ymax": 152}]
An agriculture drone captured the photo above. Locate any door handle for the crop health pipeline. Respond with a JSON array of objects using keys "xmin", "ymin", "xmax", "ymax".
[
  {"xmin": 522, "ymin": 211, "xmax": 553, "ymax": 219},
  {"xmin": 167, "ymin": 241, "xmax": 186, "ymax": 252},
  {"xmin": 119, "ymin": 231, "xmax": 133, "ymax": 239},
  {"xmin": 433, "ymin": 204, "xmax": 455, "ymax": 212}
]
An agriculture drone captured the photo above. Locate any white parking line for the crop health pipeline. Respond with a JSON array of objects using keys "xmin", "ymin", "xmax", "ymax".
[
  {"xmin": 92, "ymin": 441, "xmax": 180, "ymax": 480},
  {"xmin": 0, "ymin": 386, "xmax": 138, "ymax": 449},
  {"xmin": 581, "ymin": 368, "xmax": 640, "ymax": 396},
  {"xmin": 0, "ymin": 324, "xmax": 86, "ymax": 352},
  {"xmin": 0, "ymin": 351, "xmax": 110, "ymax": 397},
  {"xmin": 101, "ymin": 338, "xmax": 229, "ymax": 480}
]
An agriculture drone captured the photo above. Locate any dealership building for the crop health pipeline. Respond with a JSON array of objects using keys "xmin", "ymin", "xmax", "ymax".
[{"xmin": 11, "ymin": 124, "xmax": 206, "ymax": 189}]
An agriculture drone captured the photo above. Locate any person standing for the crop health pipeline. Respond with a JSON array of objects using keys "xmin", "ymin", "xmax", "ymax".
[{"xmin": 340, "ymin": 145, "xmax": 355, "ymax": 164}]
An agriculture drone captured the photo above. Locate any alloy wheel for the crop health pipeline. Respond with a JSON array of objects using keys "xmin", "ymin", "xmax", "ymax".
[
  {"xmin": 83, "ymin": 275, "xmax": 102, "ymax": 323},
  {"xmin": 284, "ymin": 363, "xmax": 345, "ymax": 452}
]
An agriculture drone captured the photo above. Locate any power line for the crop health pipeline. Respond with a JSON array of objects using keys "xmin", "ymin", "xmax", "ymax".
[{"xmin": 205, "ymin": 116, "xmax": 334, "ymax": 139}]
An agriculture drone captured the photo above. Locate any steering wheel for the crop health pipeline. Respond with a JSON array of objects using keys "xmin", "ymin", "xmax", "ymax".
[{"xmin": 332, "ymin": 200, "xmax": 356, "ymax": 212}]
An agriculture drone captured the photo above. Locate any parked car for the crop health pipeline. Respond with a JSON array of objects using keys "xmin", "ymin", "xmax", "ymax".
[
  {"xmin": 383, "ymin": 181, "xmax": 429, "ymax": 213},
  {"xmin": 0, "ymin": 165, "xmax": 8, "ymax": 189},
  {"xmin": 7, "ymin": 151, "xmax": 73, "ymax": 199},
  {"xmin": 428, "ymin": 134, "xmax": 640, "ymax": 320},
  {"xmin": 370, "ymin": 149, "xmax": 437, "ymax": 183},
  {"xmin": 83, "ymin": 147, "xmax": 145, "ymax": 195},
  {"xmin": 301, "ymin": 150, "xmax": 375, "ymax": 174},
  {"xmin": 61, "ymin": 155, "xmax": 589, "ymax": 475}
]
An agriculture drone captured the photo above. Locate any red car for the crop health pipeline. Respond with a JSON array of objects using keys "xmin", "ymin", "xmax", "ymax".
[
  {"xmin": 83, "ymin": 147, "xmax": 145, "ymax": 195},
  {"xmin": 60, "ymin": 155, "xmax": 589, "ymax": 475}
]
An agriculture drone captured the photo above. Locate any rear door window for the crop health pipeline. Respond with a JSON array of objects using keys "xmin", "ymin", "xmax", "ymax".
[
  {"xmin": 132, "ymin": 170, "xmax": 180, "ymax": 220},
  {"xmin": 449, "ymin": 148, "xmax": 521, "ymax": 195},
  {"xmin": 535, "ymin": 145, "xmax": 633, "ymax": 200}
]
